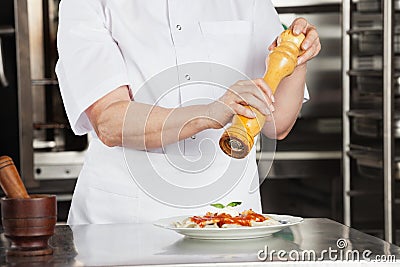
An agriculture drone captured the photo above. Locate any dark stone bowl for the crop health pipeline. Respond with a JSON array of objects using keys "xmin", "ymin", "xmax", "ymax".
[{"xmin": 1, "ymin": 194, "xmax": 57, "ymax": 256}]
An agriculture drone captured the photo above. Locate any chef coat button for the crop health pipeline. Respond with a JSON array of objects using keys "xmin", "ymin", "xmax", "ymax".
[
  {"xmin": 176, "ymin": 24, "xmax": 182, "ymax": 31},
  {"xmin": 191, "ymin": 135, "xmax": 196, "ymax": 140},
  {"xmin": 185, "ymin": 74, "xmax": 191, "ymax": 80}
]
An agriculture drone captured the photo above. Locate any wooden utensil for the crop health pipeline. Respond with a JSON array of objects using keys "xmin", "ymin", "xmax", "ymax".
[
  {"xmin": 219, "ymin": 29, "xmax": 306, "ymax": 159},
  {"xmin": 0, "ymin": 156, "xmax": 29, "ymax": 199}
]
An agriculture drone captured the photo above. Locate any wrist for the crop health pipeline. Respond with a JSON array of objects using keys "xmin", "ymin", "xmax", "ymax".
[
  {"xmin": 190, "ymin": 104, "xmax": 217, "ymax": 130},
  {"xmin": 203, "ymin": 102, "xmax": 226, "ymax": 129}
]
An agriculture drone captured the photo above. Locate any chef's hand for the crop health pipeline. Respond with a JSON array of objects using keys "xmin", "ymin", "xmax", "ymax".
[
  {"xmin": 207, "ymin": 79, "xmax": 275, "ymax": 129},
  {"xmin": 268, "ymin": 17, "xmax": 321, "ymax": 65}
]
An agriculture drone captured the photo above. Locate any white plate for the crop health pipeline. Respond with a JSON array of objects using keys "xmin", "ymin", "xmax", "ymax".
[{"xmin": 154, "ymin": 214, "xmax": 303, "ymax": 240}]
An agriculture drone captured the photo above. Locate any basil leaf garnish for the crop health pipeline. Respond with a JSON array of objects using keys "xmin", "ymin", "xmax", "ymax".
[
  {"xmin": 210, "ymin": 203, "xmax": 225, "ymax": 209},
  {"xmin": 227, "ymin": 201, "xmax": 242, "ymax": 207}
]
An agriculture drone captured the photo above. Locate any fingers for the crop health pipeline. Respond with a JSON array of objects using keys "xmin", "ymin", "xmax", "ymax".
[
  {"xmin": 268, "ymin": 38, "xmax": 278, "ymax": 51},
  {"xmin": 236, "ymin": 79, "xmax": 273, "ymax": 102},
  {"xmin": 289, "ymin": 17, "xmax": 321, "ymax": 65},
  {"xmin": 240, "ymin": 93, "xmax": 273, "ymax": 115},
  {"xmin": 233, "ymin": 104, "xmax": 256, "ymax": 119},
  {"xmin": 298, "ymin": 37, "xmax": 321, "ymax": 65},
  {"xmin": 234, "ymin": 80, "xmax": 274, "ymax": 107},
  {"xmin": 301, "ymin": 25, "xmax": 318, "ymax": 50},
  {"xmin": 252, "ymin": 78, "xmax": 275, "ymax": 104},
  {"xmin": 226, "ymin": 79, "xmax": 275, "ymax": 117},
  {"xmin": 290, "ymin": 17, "xmax": 309, "ymax": 35},
  {"xmin": 215, "ymin": 78, "xmax": 276, "ymax": 122}
]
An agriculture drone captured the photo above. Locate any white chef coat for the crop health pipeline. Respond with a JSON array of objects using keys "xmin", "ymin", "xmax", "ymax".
[{"xmin": 56, "ymin": 0, "xmax": 309, "ymax": 225}]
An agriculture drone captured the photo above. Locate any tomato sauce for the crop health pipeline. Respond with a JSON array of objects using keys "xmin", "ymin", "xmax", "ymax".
[{"xmin": 190, "ymin": 209, "xmax": 268, "ymax": 228}]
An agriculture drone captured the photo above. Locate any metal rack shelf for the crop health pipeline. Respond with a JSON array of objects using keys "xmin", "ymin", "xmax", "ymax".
[
  {"xmin": 0, "ymin": 26, "xmax": 15, "ymax": 35},
  {"xmin": 32, "ymin": 79, "xmax": 59, "ymax": 86},
  {"xmin": 347, "ymin": 28, "xmax": 383, "ymax": 34},
  {"xmin": 342, "ymin": 0, "xmax": 398, "ymax": 243},
  {"xmin": 348, "ymin": 70, "xmax": 400, "ymax": 77},
  {"xmin": 347, "ymin": 190, "xmax": 383, "ymax": 197},
  {"xmin": 347, "ymin": 69, "xmax": 383, "ymax": 76}
]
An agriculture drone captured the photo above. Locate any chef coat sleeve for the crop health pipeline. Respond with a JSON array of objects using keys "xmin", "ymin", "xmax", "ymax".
[
  {"xmin": 252, "ymin": 0, "xmax": 310, "ymax": 103},
  {"xmin": 55, "ymin": 0, "xmax": 130, "ymax": 135}
]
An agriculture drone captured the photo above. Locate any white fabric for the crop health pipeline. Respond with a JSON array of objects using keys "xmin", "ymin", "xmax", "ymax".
[{"xmin": 56, "ymin": 0, "xmax": 309, "ymax": 225}]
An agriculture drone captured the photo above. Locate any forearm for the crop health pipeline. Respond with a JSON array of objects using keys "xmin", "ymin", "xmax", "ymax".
[
  {"xmin": 262, "ymin": 64, "xmax": 307, "ymax": 139},
  {"xmin": 123, "ymin": 102, "xmax": 212, "ymax": 150},
  {"xmin": 86, "ymin": 86, "xmax": 213, "ymax": 149}
]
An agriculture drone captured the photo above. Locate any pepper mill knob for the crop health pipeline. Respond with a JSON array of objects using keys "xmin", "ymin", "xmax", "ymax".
[
  {"xmin": 0, "ymin": 156, "xmax": 30, "ymax": 199},
  {"xmin": 219, "ymin": 29, "xmax": 305, "ymax": 159}
]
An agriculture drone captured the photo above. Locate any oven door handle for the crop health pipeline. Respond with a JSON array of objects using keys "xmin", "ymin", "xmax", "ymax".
[{"xmin": 0, "ymin": 38, "xmax": 9, "ymax": 88}]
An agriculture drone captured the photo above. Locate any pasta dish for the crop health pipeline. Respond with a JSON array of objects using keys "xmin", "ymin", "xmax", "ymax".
[{"xmin": 174, "ymin": 209, "xmax": 281, "ymax": 228}]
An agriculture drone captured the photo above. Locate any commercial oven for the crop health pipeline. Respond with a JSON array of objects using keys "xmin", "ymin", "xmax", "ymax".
[
  {"xmin": 0, "ymin": 0, "xmax": 87, "ymax": 221},
  {"xmin": 28, "ymin": 0, "xmax": 87, "ymax": 184}
]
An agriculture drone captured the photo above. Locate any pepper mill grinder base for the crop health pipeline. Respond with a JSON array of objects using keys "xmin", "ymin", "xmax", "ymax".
[{"xmin": 219, "ymin": 126, "xmax": 254, "ymax": 159}]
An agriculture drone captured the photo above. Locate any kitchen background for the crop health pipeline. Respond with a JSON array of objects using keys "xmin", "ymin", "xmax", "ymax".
[{"xmin": 0, "ymin": 0, "xmax": 398, "ymax": 245}]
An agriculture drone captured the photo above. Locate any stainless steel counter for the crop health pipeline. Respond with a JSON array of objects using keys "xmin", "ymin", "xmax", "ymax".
[{"xmin": 1, "ymin": 219, "xmax": 399, "ymax": 266}]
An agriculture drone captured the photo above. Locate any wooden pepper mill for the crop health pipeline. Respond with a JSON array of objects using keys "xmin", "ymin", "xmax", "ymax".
[
  {"xmin": 0, "ymin": 156, "xmax": 57, "ymax": 257},
  {"xmin": 219, "ymin": 29, "xmax": 306, "ymax": 159}
]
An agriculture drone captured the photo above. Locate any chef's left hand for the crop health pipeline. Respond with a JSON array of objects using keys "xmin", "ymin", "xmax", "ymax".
[{"xmin": 269, "ymin": 18, "xmax": 321, "ymax": 66}]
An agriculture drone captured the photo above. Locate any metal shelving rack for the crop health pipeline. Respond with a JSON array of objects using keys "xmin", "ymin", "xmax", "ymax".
[{"xmin": 342, "ymin": 0, "xmax": 398, "ymax": 243}]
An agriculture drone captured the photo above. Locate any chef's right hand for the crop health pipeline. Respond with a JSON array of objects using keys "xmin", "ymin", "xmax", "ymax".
[{"xmin": 206, "ymin": 79, "xmax": 275, "ymax": 129}]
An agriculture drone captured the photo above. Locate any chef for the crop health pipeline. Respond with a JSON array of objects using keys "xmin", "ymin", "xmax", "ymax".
[{"xmin": 56, "ymin": 0, "xmax": 321, "ymax": 225}]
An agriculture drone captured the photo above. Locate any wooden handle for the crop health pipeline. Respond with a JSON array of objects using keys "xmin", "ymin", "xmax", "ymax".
[
  {"xmin": 0, "ymin": 156, "xmax": 30, "ymax": 199},
  {"xmin": 220, "ymin": 29, "xmax": 305, "ymax": 159}
]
